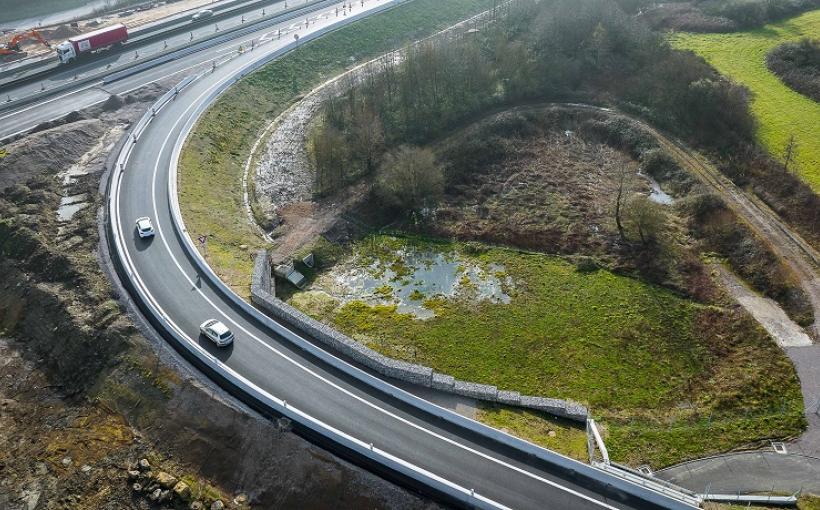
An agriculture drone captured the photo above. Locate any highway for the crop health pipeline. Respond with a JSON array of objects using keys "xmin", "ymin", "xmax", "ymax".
[
  {"xmin": 0, "ymin": 0, "xmax": 343, "ymax": 140},
  {"xmin": 5, "ymin": 0, "xmax": 696, "ymax": 508}
]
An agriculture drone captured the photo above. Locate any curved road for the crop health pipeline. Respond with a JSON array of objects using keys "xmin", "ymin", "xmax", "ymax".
[{"xmin": 0, "ymin": 1, "xmax": 689, "ymax": 509}]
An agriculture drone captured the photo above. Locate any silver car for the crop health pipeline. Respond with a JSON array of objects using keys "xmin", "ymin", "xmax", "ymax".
[
  {"xmin": 199, "ymin": 319, "xmax": 234, "ymax": 347},
  {"xmin": 192, "ymin": 9, "xmax": 214, "ymax": 21}
]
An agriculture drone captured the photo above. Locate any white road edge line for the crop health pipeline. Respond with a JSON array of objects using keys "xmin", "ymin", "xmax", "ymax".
[{"xmin": 112, "ymin": 2, "xmax": 625, "ymax": 509}]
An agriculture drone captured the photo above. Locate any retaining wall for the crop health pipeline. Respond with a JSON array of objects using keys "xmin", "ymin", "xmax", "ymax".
[{"xmin": 251, "ymin": 250, "xmax": 588, "ymax": 421}]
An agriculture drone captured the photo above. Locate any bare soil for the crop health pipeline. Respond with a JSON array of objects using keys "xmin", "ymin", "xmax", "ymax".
[{"xmin": 0, "ymin": 83, "xmax": 438, "ymax": 509}]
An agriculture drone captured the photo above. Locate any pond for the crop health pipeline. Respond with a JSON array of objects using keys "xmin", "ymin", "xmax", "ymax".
[{"xmin": 315, "ymin": 243, "xmax": 513, "ymax": 319}]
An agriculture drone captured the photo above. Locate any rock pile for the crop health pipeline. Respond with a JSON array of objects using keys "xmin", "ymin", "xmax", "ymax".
[{"xmin": 127, "ymin": 458, "xmax": 229, "ymax": 510}]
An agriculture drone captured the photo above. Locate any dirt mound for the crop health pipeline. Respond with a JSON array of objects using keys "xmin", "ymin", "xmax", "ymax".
[
  {"xmin": 44, "ymin": 24, "xmax": 80, "ymax": 39},
  {"xmin": 0, "ymin": 119, "xmax": 104, "ymax": 190}
]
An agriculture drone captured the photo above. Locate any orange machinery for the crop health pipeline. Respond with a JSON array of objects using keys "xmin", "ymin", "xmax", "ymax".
[{"xmin": 0, "ymin": 30, "xmax": 50, "ymax": 55}]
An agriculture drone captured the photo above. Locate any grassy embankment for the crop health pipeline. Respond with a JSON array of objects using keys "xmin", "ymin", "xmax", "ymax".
[
  {"xmin": 290, "ymin": 235, "xmax": 804, "ymax": 467},
  {"xmin": 671, "ymin": 9, "xmax": 820, "ymax": 191},
  {"xmin": 178, "ymin": 0, "xmax": 495, "ymax": 297}
]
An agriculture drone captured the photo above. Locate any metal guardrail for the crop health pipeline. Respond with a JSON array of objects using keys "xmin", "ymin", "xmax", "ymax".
[
  {"xmin": 0, "ymin": 0, "xmax": 278, "ymax": 82},
  {"xmin": 0, "ymin": 0, "xmax": 336, "ymax": 109},
  {"xmin": 107, "ymin": 3, "xmax": 700, "ymax": 509},
  {"xmin": 701, "ymin": 493, "xmax": 798, "ymax": 506}
]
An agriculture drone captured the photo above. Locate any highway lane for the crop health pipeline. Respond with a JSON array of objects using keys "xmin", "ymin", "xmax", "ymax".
[
  {"xmin": 0, "ymin": 0, "xmax": 346, "ymax": 140},
  {"xmin": 0, "ymin": 0, "xmax": 306, "ymax": 89},
  {"xmin": 108, "ymin": 2, "xmax": 695, "ymax": 509}
]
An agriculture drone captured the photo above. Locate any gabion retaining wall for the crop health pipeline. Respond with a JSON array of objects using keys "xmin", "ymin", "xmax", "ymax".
[{"xmin": 251, "ymin": 251, "xmax": 588, "ymax": 421}]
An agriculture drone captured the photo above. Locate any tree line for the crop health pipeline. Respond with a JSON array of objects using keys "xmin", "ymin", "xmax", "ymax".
[{"xmin": 308, "ymin": 0, "xmax": 816, "ymax": 241}]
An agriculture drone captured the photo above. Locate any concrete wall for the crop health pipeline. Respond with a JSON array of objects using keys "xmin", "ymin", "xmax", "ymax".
[{"xmin": 251, "ymin": 251, "xmax": 588, "ymax": 422}]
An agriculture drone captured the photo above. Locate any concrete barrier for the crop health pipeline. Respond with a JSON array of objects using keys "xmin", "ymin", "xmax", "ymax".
[
  {"xmin": 107, "ymin": 6, "xmax": 699, "ymax": 509},
  {"xmin": 251, "ymin": 250, "xmax": 588, "ymax": 421}
]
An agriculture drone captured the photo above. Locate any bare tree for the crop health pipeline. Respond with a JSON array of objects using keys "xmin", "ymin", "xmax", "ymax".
[
  {"xmin": 782, "ymin": 133, "xmax": 798, "ymax": 173},
  {"xmin": 624, "ymin": 195, "xmax": 667, "ymax": 247},
  {"xmin": 351, "ymin": 103, "xmax": 385, "ymax": 174},
  {"xmin": 376, "ymin": 145, "xmax": 444, "ymax": 214},
  {"xmin": 614, "ymin": 165, "xmax": 629, "ymax": 241}
]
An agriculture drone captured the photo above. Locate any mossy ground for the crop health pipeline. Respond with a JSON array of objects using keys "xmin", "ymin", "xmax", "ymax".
[
  {"xmin": 178, "ymin": 0, "xmax": 494, "ymax": 297},
  {"xmin": 290, "ymin": 235, "xmax": 804, "ymax": 468},
  {"xmin": 476, "ymin": 404, "xmax": 588, "ymax": 462},
  {"xmin": 670, "ymin": 10, "xmax": 820, "ymax": 191}
]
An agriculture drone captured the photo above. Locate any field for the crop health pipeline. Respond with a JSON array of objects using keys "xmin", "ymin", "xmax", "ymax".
[
  {"xmin": 671, "ymin": 9, "xmax": 820, "ymax": 191},
  {"xmin": 178, "ymin": 0, "xmax": 494, "ymax": 297},
  {"xmin": 289, "ymin": 235, "xmax": 805, "ymax": 467}
]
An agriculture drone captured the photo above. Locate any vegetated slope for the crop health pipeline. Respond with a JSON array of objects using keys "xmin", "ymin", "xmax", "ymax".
[
  {"xmin": 631, "ymin": 0, "xmax": 820, "ymax": 32},
  {"xmin": 0, "ymin": 93, "xmax": 436, "ymax": 510},
  {"xmin": 178, "ymin": 0, "xmax": 495, "ymax": 297},
  {"xmin": 671, "ymin": 10, "xmax": 820, "ymax": 191},
  {"xmin": 293, "ymin": 234, "xmax": 803, "ymax": 468},
  {"xmin": 286, "ymin": 107, "xmax": 806, "ymax": 468},
  {"xmin": 767, "ymin": 38, "xmax": 820, "ymax": 101}
]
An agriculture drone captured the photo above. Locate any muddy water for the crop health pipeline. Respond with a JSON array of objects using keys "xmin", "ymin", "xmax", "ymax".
[
  {"xmin": 322, "ymin": 247, "xmax": 512, "ymax": 319},
  {"xmin": 57, "ymin": 193, "xmax": 88, "ymax": 222},
  {"xmin": 639, "ymin": 172, "xmax": 673, "ymax": 205}
]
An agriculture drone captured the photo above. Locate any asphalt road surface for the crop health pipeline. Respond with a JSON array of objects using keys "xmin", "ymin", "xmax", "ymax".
[
  {"xmin": 0, "ymin": 0, "xmax": 338, "ymax": 140},
  {"xmin": 6, "ymin": 0, "xmax": 696, "ymax": 508}
]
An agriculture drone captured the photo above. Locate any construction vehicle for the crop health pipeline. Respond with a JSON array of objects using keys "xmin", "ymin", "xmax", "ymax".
[
  {"xmin": 55, "ymin": 23, "xmax": 128, "ymax": 64},
  {"xmin": 0, "ymin": 30, "xmax": 50, "ymax": 56}
]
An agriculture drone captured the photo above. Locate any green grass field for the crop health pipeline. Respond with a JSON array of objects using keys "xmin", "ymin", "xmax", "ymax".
[
  {"xmin": 671, "ymin": 10, "xmax": 820, "ymax": 192},
  {"xmin": 290, "ymin": 235, "xmax": 804, "ymax": 467},
  {"xmin": 178, "ymin": 0, "xmax": 494, "ymax": 297}
]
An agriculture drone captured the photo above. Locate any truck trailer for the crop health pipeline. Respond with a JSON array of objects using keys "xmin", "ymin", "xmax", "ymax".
[{"xmin": 55, "ymin": 24, "xmax": 128, "ymax": 64}]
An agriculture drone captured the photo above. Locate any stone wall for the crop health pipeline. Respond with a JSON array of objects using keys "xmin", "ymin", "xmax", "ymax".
[{"xmin": 251, "ymin": 251, "xmax": 588, "ymax": 422}]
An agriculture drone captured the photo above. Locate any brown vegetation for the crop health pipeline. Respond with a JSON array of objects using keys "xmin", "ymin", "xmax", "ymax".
[
  {"xmin": 766, "ymin": 38, "xmax": 820, "ymax": 102},
  {"xmin": 630, "ymin": 0, "xmax": 820, "ymax": 32}
]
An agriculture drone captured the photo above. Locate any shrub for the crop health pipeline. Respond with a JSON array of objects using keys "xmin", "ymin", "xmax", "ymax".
[
  {"xmin": 375, "ymin": 146, "xmax": 444, "ymax": 215},
  {"xmin": 766, "ymin": 38, "xmax": 820, "ymax": 102}
]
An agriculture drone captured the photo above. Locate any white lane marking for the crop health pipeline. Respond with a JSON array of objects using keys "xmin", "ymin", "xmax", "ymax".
[
  {"xmin": 118, "ymin": 4, "xmax": 624, "ymax": 509},
  {"xmin": 0, "ymin": 2, "xmax": 334, "ymax": 136},
  {"xmin": 111, "ymin": 151, "xmax": 509, "ymax": 510},
  {"xmin": 153, "ymin": 39, "xmax": 618, "ymax": 510}
]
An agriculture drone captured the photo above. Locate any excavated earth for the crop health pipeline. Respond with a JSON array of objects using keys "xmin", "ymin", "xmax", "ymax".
[{"xmin": 0, "ymin": 82, "xmax": 438, "ymax": 509}]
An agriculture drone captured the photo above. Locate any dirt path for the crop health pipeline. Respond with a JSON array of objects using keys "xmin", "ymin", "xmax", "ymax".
[
  {"xmin": 557, "ymin": 103, "xmax": 820, "ymax": 339},
  {"xmin": 647, "ymin": 122, "xmax": 820, "ymax": 339},
  {"xmin": 715, "ymin": 264, "xmax": 812, "ymax": 348}
]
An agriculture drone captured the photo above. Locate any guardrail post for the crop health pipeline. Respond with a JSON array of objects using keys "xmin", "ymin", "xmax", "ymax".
[
  {"xmin": 163, "ymin": 40, "xmax": 168, "ymax": 49},
  {"xmin": 40, "ymin": 82, "xmax": 45, "ymax": 91},
  {"xmin": 151, "ymin": 107, "xmax": 156, "ymax": 117},
  {"xmin": 215, "ymin": 23, "xmax": 219, "ymax": 32},
  {"xmin": 190, "ymin": 32, "xmax": 194, "ymax": 41},
  {"xmin": 5, "ymin": 95, "xmax": 10, "ymax": 102},
  {"xmin": 134, "ymin": 50, "xmax": 139, "ymax": 60},
  {"xmin": 241, "ymin": 15, "xmax": 245, "ymax": 23},
  {"xmin": 132, "ymin": 133, "xmax": 137, "ymax": 144}
]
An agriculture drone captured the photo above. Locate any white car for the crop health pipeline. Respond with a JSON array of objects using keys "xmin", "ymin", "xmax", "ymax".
[
  {"xmin": 192, "ymin": 9, "xmax": 214, "ymax": 21},
  {"xmin": 200, "ymin": 319, "xmax": 234, "ymax": 347},
  {"xmin": 135, "ymin": 216, "xmax": 155, "ymax": 238}
]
